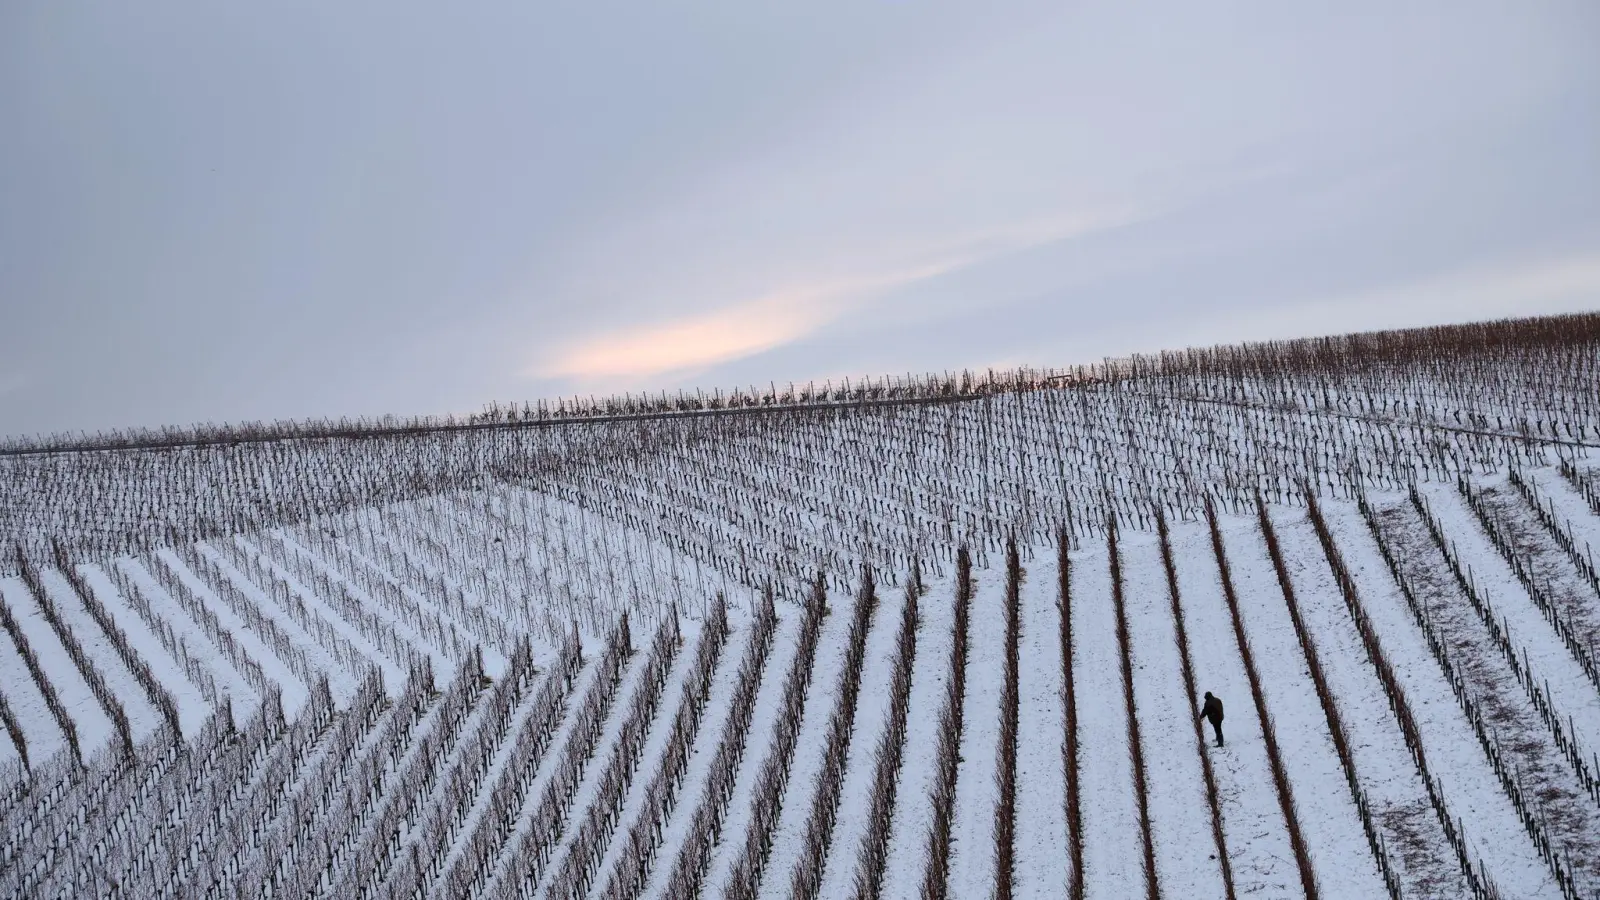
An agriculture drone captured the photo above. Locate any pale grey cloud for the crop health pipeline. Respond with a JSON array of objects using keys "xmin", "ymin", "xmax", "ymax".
[
  {"xmin": 1163, "ymin": 249, "xmax": 1600, "ymax": 356},
  {"xmin": 2, "ymin": 0, "xmax": 1596, "ymax": 434}
]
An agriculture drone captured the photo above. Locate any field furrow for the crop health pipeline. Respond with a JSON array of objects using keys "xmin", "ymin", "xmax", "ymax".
[
  {"xmin": 1222, "ymin": 510, "xmax": 1387, "ymax": 896},
  {"xmin": 1068, "ymin": 540, "xmax": 1145, "ymax": 899},
  {"xmin": 1119, "ymin": 531, "xmax": 1228, "ymax": 899},
  {"xmin": 698, "ymin": 611, "xmax": 803, "ymax": 899},
  {"xmin": 946, "ymin": 555, "xmax": 1007, "ymax": 898},
  {"xmin": 1165, "ymin": 521, "xmax": 1298, "ymax": 897},
  {"xmin": 879, "ymin": 570, "xmax": 956, "ymax": 900},
  {"xmin": 814, "ymin": 579, "xmax": 905, "ymax": 898},
  {"xmin": 757, "ymin": 583, "xmax": 857, "ymax": 899},
  {"xmin": 1012, "ymin": 544, "xmax": 1069, "ymax": 899}
]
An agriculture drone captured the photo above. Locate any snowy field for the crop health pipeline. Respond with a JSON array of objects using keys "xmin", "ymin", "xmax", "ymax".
[{"xmin": 1, "ymin": 314, "xmax": 1599, "ymax": 898}]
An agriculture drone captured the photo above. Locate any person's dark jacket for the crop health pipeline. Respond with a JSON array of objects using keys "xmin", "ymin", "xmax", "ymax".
[{"xmin": 1200, "ymin": 695, "xmax": 1224, "ymax": 723}]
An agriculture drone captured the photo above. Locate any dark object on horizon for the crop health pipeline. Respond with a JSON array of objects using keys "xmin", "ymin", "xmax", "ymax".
[{"xmin": 1200, "ymin": 692, "xmax": 1224, "ymax": 746}]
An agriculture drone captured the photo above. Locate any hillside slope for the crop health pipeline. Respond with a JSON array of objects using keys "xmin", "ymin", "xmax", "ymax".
[{"xmin": 1, "ymin": 313, "xmax": 1598, "ymax": 898}]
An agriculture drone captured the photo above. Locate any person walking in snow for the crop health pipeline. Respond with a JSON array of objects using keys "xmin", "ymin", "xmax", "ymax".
[{"xmin": 1199, "ymin": 691, "xmax": 1224, "ymax": 746}]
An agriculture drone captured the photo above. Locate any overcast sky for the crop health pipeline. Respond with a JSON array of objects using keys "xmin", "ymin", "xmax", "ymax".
[{"xmin": 3, "ymin": 1, "xmax": 1598, "ymax": 436}]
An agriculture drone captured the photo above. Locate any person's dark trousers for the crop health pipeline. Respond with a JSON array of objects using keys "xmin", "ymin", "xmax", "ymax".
[{"xmin": 1210, "ymin": 718, "xmax": 1224, "ymax": 746}]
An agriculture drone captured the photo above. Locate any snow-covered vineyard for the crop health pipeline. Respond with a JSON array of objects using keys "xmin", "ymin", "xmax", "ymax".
[{"xmin": 2, "ymin": 313, "xmax": 1599, "ymax": 899}]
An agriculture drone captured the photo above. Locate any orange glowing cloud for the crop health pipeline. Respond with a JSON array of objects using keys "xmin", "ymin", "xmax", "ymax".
[
  {"xmin": 530, "ymin": 208, "xmax": 1146, "ymax": 381},
  {"xmin": 533, "ymin": 258, "xmax": 981, "ymax": 380},
  {"xmin": 535, "ymin": 294, "xmax": 831, "ymax": 379}
]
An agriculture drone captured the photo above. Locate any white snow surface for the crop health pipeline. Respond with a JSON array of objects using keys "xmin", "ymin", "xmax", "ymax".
[{"xmin": 3, "ymin": 366, "xmax": 1598, "ymax": 900}]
